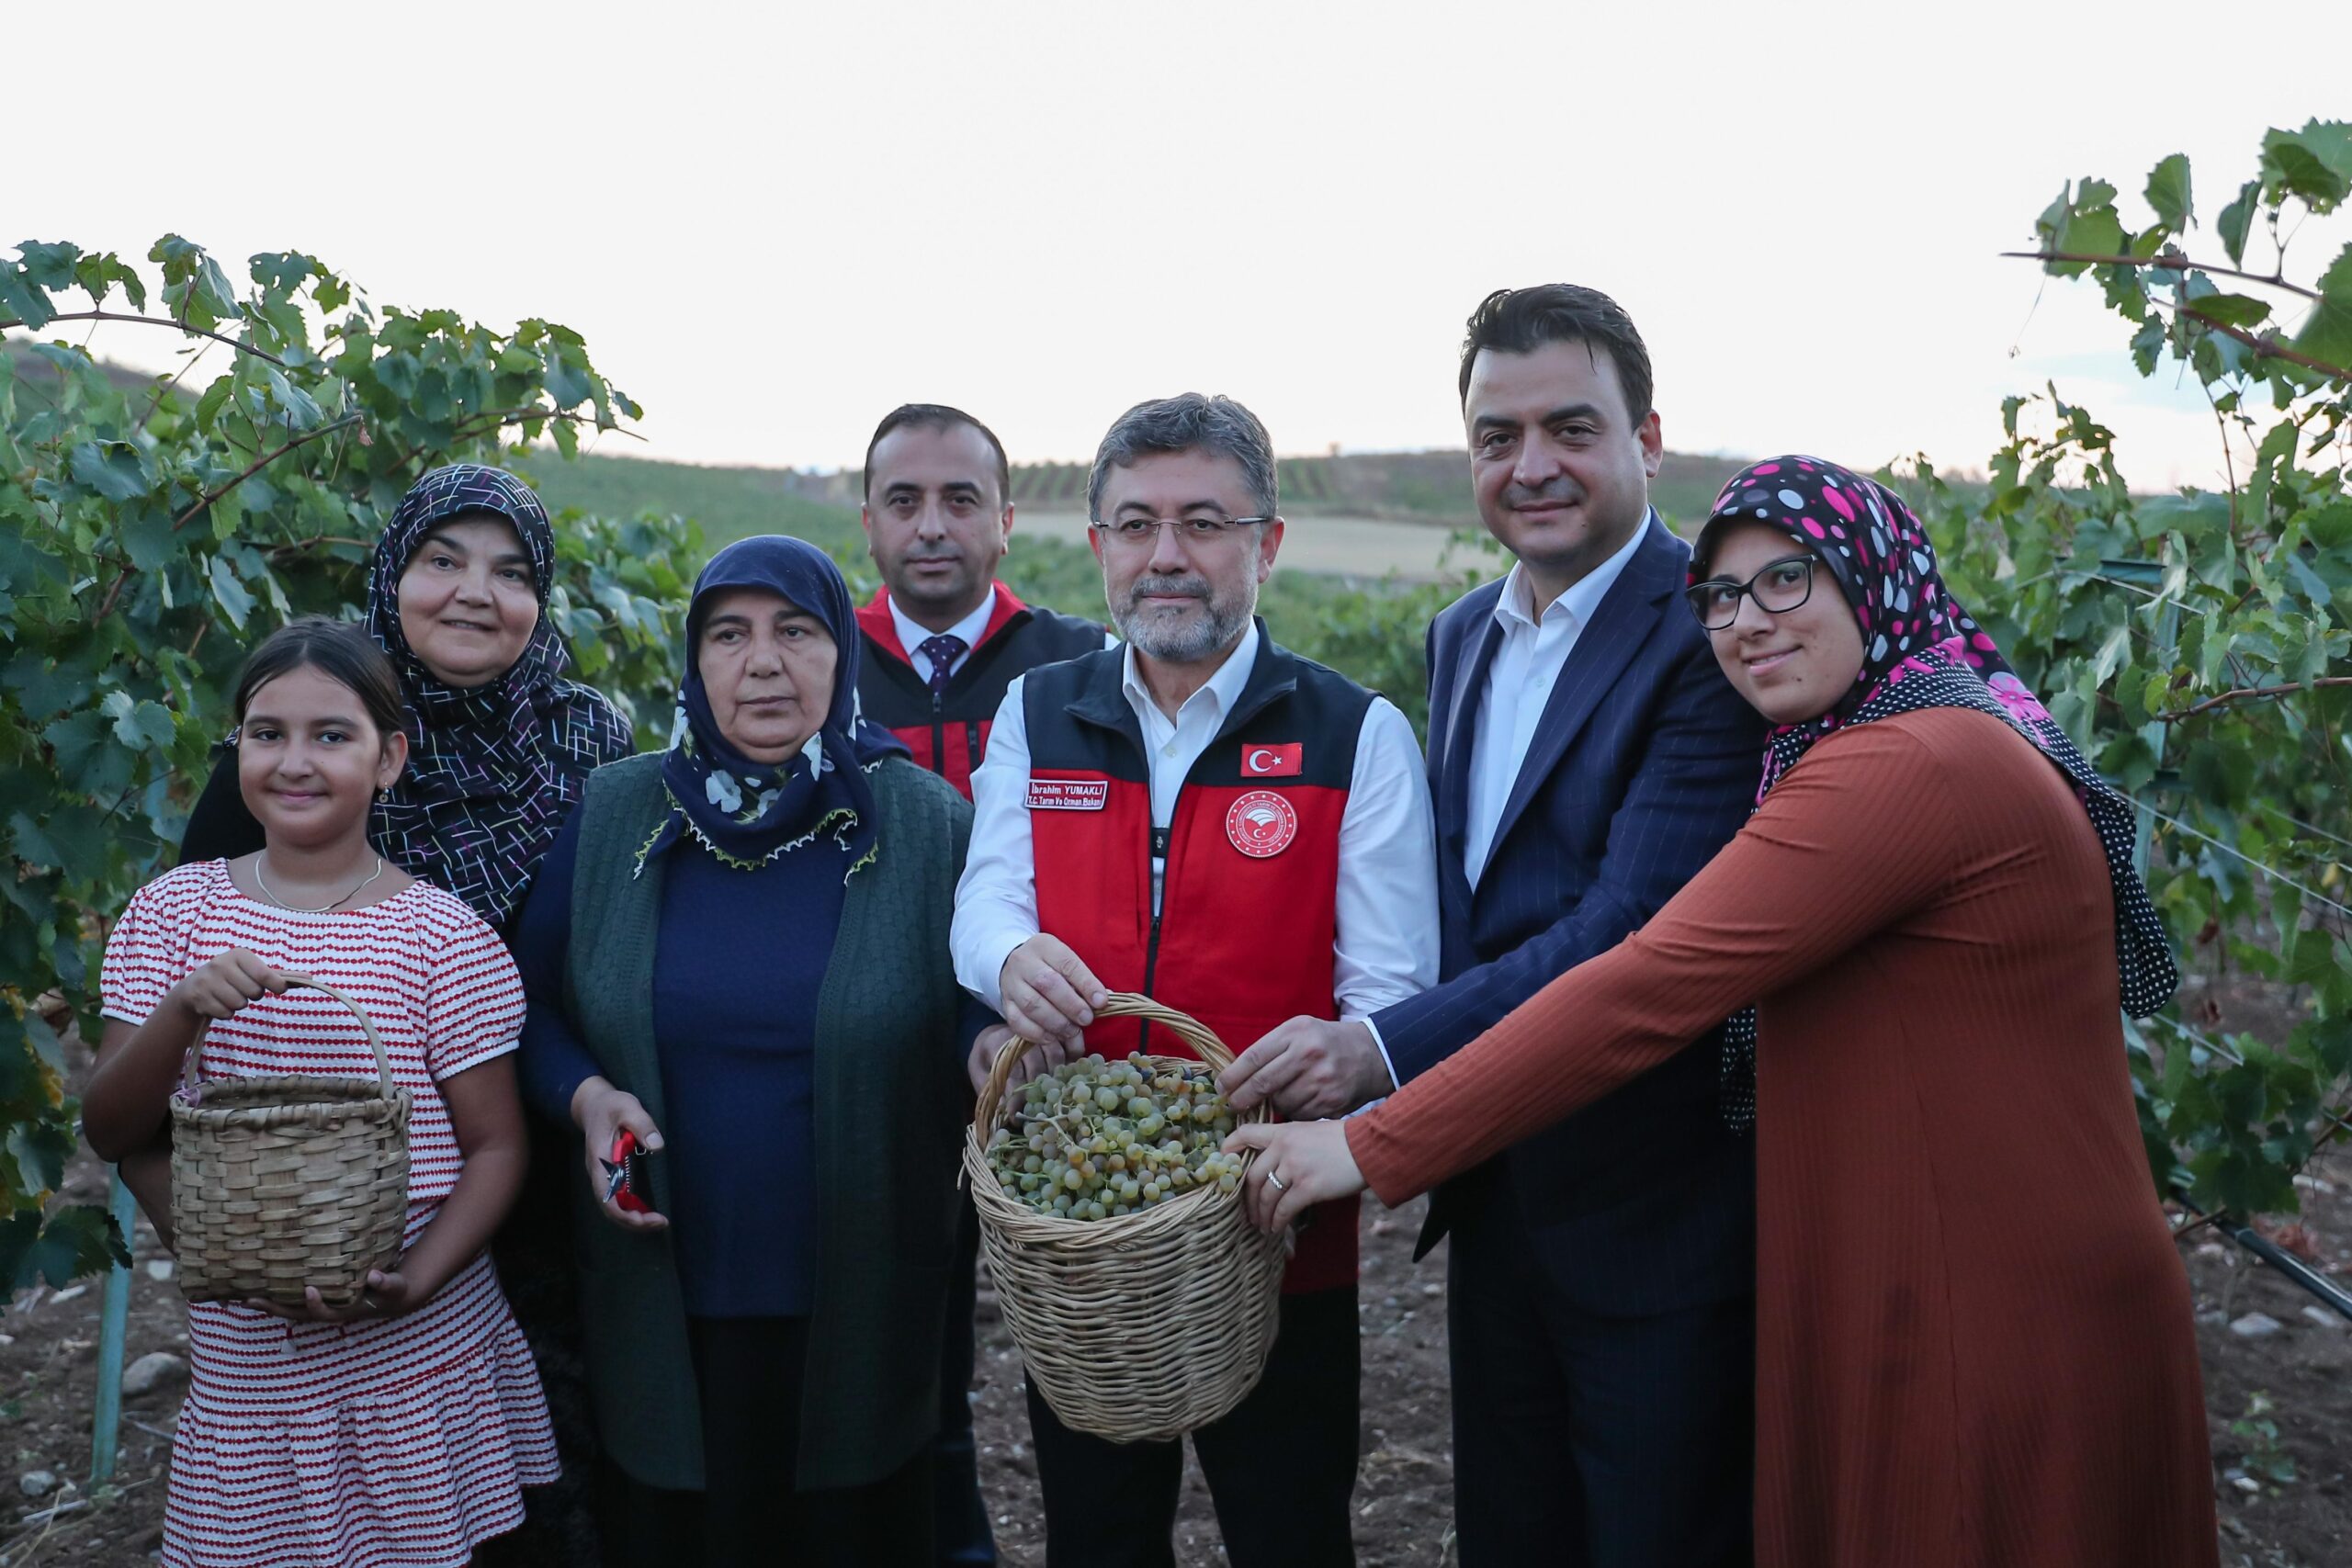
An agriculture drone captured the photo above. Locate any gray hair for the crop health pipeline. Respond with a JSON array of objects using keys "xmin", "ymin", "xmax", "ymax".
[{"xmin": 1085, "ymin": 393, "xmax": 1279, "ymax": 521}]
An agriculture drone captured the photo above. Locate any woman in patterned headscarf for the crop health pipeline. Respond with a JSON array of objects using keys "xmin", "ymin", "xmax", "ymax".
[
  {"xmin": 176, "ymin": 463, "xmax": 633, "ymax": 1566},
  {"xmin": 180, "ymin": 463, "xmax": 633, "ymax": 931},
  {"xmin": 1226, "ymin": 457, "xmax": 2218, "ymax": 1568},
  {"xmin": 512, "ymin": 536, "xmax": 985, "ymax": 1566}
]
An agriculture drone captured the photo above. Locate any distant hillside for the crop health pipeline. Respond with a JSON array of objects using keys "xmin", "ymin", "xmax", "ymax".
[
  {"xmin": 532, "ymin": 445, "xmax": 1751, "ymax": 542},
  {"xmin": 4, "ymin": 339, "xmax": 183, "ymax": 400},
  {"xmin": 522, "ymin": 448, "xmax": 860, "ymax": 554},
  {"xmin": 1002, "ymin": 448, "xmax": 1746, "ymax": 529}
]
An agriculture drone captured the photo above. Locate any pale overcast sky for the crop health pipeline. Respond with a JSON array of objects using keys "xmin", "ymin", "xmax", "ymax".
[{"xmin": 16, "ymin": 0, "xmax": 2350, "ymax": 490}]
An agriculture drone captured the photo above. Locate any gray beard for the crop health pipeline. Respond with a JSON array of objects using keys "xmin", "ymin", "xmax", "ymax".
[{"xmin": 1114, "ymin": 580, "xmax": 1256, "ymax": 663}]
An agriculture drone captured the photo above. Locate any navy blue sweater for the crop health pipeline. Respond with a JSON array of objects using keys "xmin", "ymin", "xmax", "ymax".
[{"xmin": 516, "ymin": 808, "xmax": 843, "ymax": 1318}]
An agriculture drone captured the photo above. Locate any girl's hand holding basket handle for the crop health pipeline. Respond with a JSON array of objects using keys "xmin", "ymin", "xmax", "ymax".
[{"xmin": 165, "ymin": 949, "xmax": 293, "ymax": 1022}]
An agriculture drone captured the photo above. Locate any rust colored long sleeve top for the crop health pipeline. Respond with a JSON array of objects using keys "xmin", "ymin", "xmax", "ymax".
[{"xmin": 1349, "ymin": 705, "xmax": 2217, "ymax": 1568}]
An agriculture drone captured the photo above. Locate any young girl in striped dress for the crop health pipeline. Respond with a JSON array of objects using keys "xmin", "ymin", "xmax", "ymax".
[{"xmin": 84, "ymin": 618, "xmax": 558, "ymax": 1568}]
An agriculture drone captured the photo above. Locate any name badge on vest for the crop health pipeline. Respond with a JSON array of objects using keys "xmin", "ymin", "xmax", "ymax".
[
  {"xmin": 1241, "ymin": 743, "xmax": 1302, "ymax": 778},
  {"xmin": 1026, "ymin": 778, "xmax": 1110, "ymax": 811},
  {"xmin": 1227, "ymin": 789, "xmax": 1298, "ymax": 858}
]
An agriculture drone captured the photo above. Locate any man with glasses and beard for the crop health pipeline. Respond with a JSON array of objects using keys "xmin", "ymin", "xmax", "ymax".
[{"xmin": 951, "ymin": 393, "xmax": 1439, "ymax": 1567}]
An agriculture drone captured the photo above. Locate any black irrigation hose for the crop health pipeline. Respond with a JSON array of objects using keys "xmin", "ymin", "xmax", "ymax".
[{"xmin": 2177, "ymin": 1192, "xmax": 2352, "ymax": 1323}]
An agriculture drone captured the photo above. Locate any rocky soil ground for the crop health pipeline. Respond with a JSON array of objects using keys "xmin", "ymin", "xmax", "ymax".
[{"xmin": 0, "ymin": 1061, "xmax": 2344, "ymax": 1564}]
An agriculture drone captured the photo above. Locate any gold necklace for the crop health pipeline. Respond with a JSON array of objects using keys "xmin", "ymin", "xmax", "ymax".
[{"xmin": 254, "ymin": 853, "xmax": 385, "ymax": 913}]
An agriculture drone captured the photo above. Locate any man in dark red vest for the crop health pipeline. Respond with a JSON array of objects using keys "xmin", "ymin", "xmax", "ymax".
[
  {"xmin": 854, "ymin": 403, "xmax": 1108, "ymax": 798},
  {"xmin": 853, "ymin": 402, "xmax": 1105, "ymax": 1568},
  {"xmin": 952, "ymin": 394, "xmax": 1440, "ymax": 1567}
]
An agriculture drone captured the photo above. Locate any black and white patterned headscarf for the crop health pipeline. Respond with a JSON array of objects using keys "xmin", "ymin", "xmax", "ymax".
[
  {"xmin": 366, "ymin": 463, "xmax": 633, "ymax": 931},
  {"xmin": 1693, "ymin": 456, "xmax": 2177, "ymax": 1130}
]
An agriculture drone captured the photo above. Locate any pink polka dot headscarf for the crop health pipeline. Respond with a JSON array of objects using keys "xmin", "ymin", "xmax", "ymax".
[
  {"xmin": 1692, "ymin": 456, "xmax": 2177, "ymax": 1128},
  {"xmin": 1694, "ymin": 456, "xmax": 2050, "ymax": 787}
]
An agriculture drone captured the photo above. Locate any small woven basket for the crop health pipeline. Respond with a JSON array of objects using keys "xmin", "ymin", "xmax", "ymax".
[
  {"xmin": 168, "ymin": 976, "xmax": 411, "ymax": 1308},
  {"xmin": 964, "ymin": 994, "xmax": 1286, "ymax": 1443}
]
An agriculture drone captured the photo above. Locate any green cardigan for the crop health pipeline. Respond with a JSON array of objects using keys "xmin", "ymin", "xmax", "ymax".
[{"xmin": 559, "ymin": 751, "xmax": 974, "ymax": 1491}]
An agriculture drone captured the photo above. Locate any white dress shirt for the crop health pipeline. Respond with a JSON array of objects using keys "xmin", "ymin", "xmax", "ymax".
[
  {"xmin": 951, "ymin": 623, "xmax": 1441, "ymax": 1036},
  {"xmin": 886, "ymin": 592, "xmax": 996, "ymax": 684},
  {"xmin": 886, "ymin": 590, "xmax": 1117, "ymax": 684},
  {"xmin": 1460, "ymin": 518, "xmax": 1649, "ymax": 889}
]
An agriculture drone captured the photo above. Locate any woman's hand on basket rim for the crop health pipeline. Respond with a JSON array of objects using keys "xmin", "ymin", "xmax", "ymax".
[
  {"xmin": 570, "ymin": 1076, "xmax": 670, "ymax": 1232},
  {"xmin": 1225, "ymin": 1121, "xmax": 1365, "ymax": 1234},
  {"xmin": 967, "ymin": 1021, "xmax": 1080, "ymax": 1097},
  {"xmin": 166, "ymin": 949, "xmax": 291, "ymax": 1022}
]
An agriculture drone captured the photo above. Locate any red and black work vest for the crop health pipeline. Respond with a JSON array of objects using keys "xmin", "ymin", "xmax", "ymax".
[
  {"xmin": 855, "ymin": 582, "xmax": 1106, "ymax": 801},
  {"xmin": 1022, "ymin": 628, "xmax": 1373, "ymax": 1294}
]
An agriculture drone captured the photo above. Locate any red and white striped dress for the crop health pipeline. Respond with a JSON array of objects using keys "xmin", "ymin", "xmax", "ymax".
[{"xmin": 101, "ymin": 860, "xmax": 560, "ymax": 1568}]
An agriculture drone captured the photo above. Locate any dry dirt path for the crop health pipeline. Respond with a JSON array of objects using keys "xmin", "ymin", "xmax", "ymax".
[{"xmin": 3, "ymin": 1072, "xmax": 2346, "ymax": 1564}]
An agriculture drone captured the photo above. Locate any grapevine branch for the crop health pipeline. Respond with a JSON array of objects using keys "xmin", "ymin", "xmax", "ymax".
[
  {"xmin": 137, "ymin": 340, "xmax": 211, "ymax": 433},
  {"xmin": 170, "ymin": 412, "xmax": 367, "ymax": 532},
  {"xmin": 2172, "ymin": 302, "xmax": 2352, "ymax": 384},
  {"xmin": 393, "ymin": 404, "xmax": 644, "ymax": 470},
  {"xmin": 2159, "ymin": 677, "xmax": 2352, "ymax": 723},
  {"xmin": 0, "ymin": 310, "xmax": 291, "ymax": 370},
  {"xmin": 2003, "ymin": 248, "xmax": 2320, "ymax": 302}
]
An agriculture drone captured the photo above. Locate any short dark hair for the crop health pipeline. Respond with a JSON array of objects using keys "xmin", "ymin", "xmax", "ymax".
[
  {"xmin": 862, "ymin": 403, "xmax": 1012, "ymax": 503},
  {"xmin": 1086, "ymin": 393, "xmax": 1278, "ymax": 521},
  {"xmin": 233, "ymin": 616, "xmax": 406, "ymax": 739},
  {"xmin": 1457, "ymin": 284, "xmax": 1654, "ymax": 424}
]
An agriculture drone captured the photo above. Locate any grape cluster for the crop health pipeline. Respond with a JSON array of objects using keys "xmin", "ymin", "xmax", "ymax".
[{"xmin": 984, "ymin": 1053, "xmax": 1243, "ymax": 1221}]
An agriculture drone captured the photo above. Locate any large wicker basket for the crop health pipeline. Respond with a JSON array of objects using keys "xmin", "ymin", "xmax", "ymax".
[
  {"xmin": 169, "ymin": 976, "xmax": 411, "ymax": 1308},
  {"xmin": 964, "ymin": 995, "xmax": 1286, "ymax": 1442}
]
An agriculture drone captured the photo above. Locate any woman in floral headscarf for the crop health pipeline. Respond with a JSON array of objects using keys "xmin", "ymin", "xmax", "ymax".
[
  {"xmin": 1227, "ymin": 458, "xmax": 2218, "ymax": 1568},
  {"xmin": 512, "ymin": 535, "xmax": 988, "ymax": 1567}
]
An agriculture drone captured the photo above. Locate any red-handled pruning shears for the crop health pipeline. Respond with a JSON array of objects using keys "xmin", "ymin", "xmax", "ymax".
[{"xmin": 601, "ymin": 1129, "xmax": 651, "ymax": 1213}]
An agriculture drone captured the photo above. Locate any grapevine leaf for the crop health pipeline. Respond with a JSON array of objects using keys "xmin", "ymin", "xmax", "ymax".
[
  {"xmin": 2291, "ymin": 243, "xmax": 2352, "ymax": 378},
  {"xmin": 2261, "ymin": 121, "xmax": 2352, "ymax": 212},
  {"xmin": 103, "ymin": 693, "xmax": 176, "ymax": 752},
  {"xmin": 68, "ymin": 441, "xmax": 153, "ymax": 502},
  {"xmin": 2185, "ymin": 292, "xmax": 2271, "ymax": 331},
  {"xmin": 15, "ymin": 242, "xmax": 80, "ymax": 290},
  {"xmin": 207, "ymin": 554, "xmax": 254, "ymax": 628},
  {"xmin": 0, "ymin": 264, "xmax": 54, "ymax": 332},
  {"xmin": 40, "ymin": 710, "xmax": 110, "ymax": 785},
  {"xmin": 2216, "ymin": 180, "xmax": 2261, "ymax": 267},
  {"xmin": 2145, "ymin": 153, "xmax": 2193, "ymax": 231}
]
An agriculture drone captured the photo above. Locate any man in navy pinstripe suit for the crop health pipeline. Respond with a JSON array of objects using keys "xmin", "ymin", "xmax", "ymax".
[{"xmin": 1224, "ymin": 285, "xmax": 1764, "ymax": 1566}]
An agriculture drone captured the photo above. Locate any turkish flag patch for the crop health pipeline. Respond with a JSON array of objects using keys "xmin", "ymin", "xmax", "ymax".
[{"xmin": 1240, "ymin": 743, "xmax": 1302, "ymax": 778}]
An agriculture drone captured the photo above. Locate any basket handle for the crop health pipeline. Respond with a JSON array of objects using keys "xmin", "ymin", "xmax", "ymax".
[
  {"xmin": 180, "ymin": 974, "xmax": 397, "ymax": 1101},
  {"xmin": 977, "ymin": 992, "xmax": 1233, "ymax": 1116}
]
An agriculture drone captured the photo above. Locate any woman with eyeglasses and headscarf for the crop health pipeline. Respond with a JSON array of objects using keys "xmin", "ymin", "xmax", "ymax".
[
  {"xmin": 512, "ymin": 534, "xmax": 987, "ymax": 1567},
  {"xmin": 1227, "ymin": 457, "xmax": 2217, "ymax": 1568}
]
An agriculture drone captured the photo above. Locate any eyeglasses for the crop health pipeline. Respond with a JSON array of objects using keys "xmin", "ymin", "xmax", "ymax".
[
  {"xmin": 1089, "ymin": 514, "xmax": 1273, "ymax": 549},
  {"xmin": 1684, "ymin": 555, "xmax": 1817, "ymax": 629}
]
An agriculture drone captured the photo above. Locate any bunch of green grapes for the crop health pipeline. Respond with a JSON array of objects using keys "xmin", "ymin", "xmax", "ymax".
[{"xmin": 984, "ymin": 1052, "xmax": 1244, "ymax": 1221}]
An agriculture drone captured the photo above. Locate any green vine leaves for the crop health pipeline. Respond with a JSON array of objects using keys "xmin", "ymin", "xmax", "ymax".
[{"xmin": 1945, "ymin": 121, "xmax": 2352, "ymax": 1218}]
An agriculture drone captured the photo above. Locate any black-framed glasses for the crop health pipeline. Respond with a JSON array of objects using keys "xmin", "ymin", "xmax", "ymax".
[
  {"xmin": 1684, "ymin": 555, "xmax": 1817, "ymax": 629},
  {"xmin": 1088, "ymin": 514, "xmax": 1274, "ymax": 548}
]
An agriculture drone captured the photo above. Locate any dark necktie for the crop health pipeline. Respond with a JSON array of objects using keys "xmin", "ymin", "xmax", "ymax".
[{"xmin": 918, "ymin": 634, "xmax": 967, "ymax": 695}]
